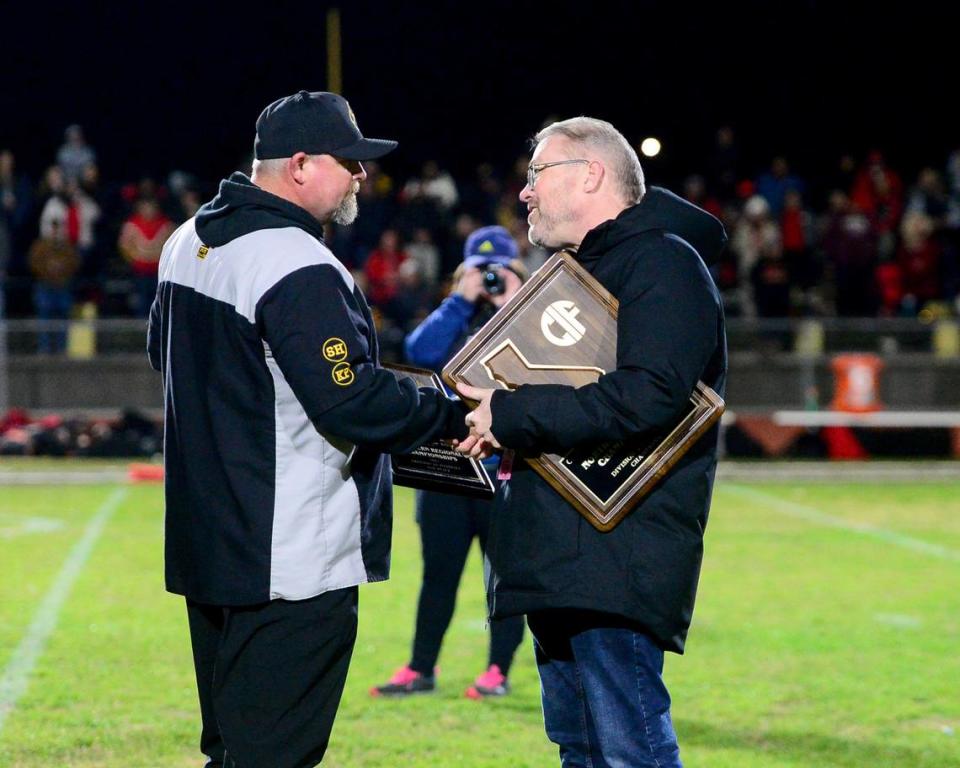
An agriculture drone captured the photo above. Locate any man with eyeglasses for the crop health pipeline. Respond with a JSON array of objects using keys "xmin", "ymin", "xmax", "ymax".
[
  {"xmin": 457, "ymin": 117, "xmax": 728, "ymax": 767},
  {"xmin": 148, "ymin": 91, "xmax": 469, "ymax": 768}
]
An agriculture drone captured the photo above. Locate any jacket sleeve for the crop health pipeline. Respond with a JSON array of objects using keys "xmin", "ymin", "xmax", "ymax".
[
  {"xmin": 490, "ymin": 239, "xmax": 719, "ymax": 453},
  {"xmin": 257, "ymin": 264, "xmax": 468, "ymax": 454},
  {"xmin": 404, "ymin": 294, "xmax": 474, "ymax": 370},
  {"xmin": 147, "ymin": 283, "xmax": 163, "ymax": 372}
]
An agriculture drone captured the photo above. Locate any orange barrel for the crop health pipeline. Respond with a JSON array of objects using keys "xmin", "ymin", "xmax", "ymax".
[{"xmin": 830, "ymin": 353, "xmax": 883, "ymax": 412}]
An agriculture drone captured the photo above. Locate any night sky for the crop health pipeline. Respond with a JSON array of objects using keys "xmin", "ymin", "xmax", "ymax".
[{"xmin": 1, "ymin": 2, "xmax": 954, "ymax": 192}]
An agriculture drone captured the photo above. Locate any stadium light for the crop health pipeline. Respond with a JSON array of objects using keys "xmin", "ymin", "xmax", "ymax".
[{"xmin": 640, "ymin": 137, "xmax": 661, "ymax": 158}]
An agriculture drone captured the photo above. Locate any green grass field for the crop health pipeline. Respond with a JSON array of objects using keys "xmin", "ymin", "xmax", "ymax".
[{"xmin": 1, "ymin": 467, "xmax": 958, "ymax": 767}]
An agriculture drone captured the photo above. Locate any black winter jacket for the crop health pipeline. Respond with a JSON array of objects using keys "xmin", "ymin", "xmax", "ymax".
[{"xmin": 487, "ymin": 187, "xmax": 727, "ymax": 653}]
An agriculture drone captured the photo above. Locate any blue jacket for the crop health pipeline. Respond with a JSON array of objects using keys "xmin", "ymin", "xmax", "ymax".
[
  {"xmin": 405, "ymin": 288, "xmax": 503, "ymax": 475},
  {"xmin": 404, "ymin": 293, "xmax": 476, "ymax": 372}
]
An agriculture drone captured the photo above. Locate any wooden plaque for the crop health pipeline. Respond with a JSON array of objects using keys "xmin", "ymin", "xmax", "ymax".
[
  {"xmin": 385, "ymin": 364, "xmax": 495, "ymax": 499},
  {"xmin": 442, "ymin": 251, "xmax": 724, "ymax": 531}
]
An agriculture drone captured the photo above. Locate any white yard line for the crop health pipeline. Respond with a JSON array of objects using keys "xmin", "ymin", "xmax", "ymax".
[
  {"xmin": 0, "ymin": 487, "xmax": 128, "ymax": 736},
  {"xmin": 0, "ymin": 515, "xmax": 66, "ymax": 538},
  {"xmin": 719, "ymin": 484, "xmax": 960, "ymax": 563}
]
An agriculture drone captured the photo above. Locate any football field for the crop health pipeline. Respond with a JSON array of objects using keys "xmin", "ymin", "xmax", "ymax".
[{"xmin": 0, "ymin": 462, "xmax": 958, "ymax": 767}]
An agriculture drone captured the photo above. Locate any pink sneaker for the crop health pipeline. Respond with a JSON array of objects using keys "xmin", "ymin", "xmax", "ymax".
[
  {"xmin": 370, "ymin": 665, "xmax": 437, "ymax": 697},
  {"xmin": 465, "ymin": 664, "xmax": 510, "ymax": 699}
]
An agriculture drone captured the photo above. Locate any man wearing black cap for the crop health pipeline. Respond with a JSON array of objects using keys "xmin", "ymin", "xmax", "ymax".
[{"xmin": 147, "ymin": 91, "xmax": 468, "ymax": 768}]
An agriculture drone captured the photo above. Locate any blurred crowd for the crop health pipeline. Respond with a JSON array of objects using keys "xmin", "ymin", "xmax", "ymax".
[
  {"xmin": 709, "ymin": 138, "xmax": 960, "ymax": 321},
  {"xmin": 0, "ymin": 406, "xmax": 161, "ymax": 457},
  {"xmin": 3, "ymin": 124, "xmax": 960, "ymax": 355}
]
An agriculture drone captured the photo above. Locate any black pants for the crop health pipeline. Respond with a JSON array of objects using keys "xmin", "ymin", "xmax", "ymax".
[
  {"xmin": 410, "ymin": 489, "xmax": 524, "ymax": 675},
  {"xmin": 186, "ymin": 586, "xmax": 358, "ymax": 768}
]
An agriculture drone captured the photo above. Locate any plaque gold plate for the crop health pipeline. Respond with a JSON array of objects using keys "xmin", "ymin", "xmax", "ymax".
[{"xmin": 386, "ymin": 364, "xmax": 495, "ymax": 499}]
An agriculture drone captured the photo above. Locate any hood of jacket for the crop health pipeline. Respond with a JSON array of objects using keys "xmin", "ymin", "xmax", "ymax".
[
  {"xmin": 577, "ymin": 186, "xmax": 727, "ymax": 266},
  {"xmin": 194, "ymin": 172, "xmax": 327, "ymax": 247}
]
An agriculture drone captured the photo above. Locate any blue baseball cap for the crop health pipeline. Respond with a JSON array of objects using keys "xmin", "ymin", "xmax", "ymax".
[
  {"xmin": 463, "ymin": 225, "xmax": 519, "ymax": 268},
  {"xmin": 254, "ymin": 91, "xmax": 398, "ymax": 161}
]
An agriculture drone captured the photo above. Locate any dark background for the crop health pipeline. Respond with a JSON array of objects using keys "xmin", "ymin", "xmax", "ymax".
[{"xmin": 1, "ymin": 1, "xmax": 954, "ymax": 188}]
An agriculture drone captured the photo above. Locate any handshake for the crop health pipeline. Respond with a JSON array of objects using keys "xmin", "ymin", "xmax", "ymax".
[{"xmin": 453, "ymin": 383, "xmax": 500, "ymax": 459}]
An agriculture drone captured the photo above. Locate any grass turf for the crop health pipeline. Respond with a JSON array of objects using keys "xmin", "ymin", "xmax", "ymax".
[{"xmin": 0, "ymin": 476, "xmax": 958, "ymax": 767}]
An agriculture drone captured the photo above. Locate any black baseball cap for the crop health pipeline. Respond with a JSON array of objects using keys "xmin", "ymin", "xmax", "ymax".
[{"xmin": 254, "ymin": 90, "xmax": 398, "ymax": 161}]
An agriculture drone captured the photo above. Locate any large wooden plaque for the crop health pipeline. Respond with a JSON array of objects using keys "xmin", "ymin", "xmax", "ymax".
[
  {"xmin": 385, "ymin": 364, "xmax": 495, "ymax": 499},
  {"xmin": 442, "ymin": 251, "xmax": 724, "ymax": 531}
]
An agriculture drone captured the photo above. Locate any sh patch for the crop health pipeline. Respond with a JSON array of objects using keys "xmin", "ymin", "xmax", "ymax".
[{"xmin": 322, "ymin": 337, "xmax": 349, "ymax": 363}]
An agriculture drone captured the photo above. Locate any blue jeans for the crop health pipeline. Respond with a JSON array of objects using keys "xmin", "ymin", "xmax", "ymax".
[
  {"xmin": 135, "ymin": 275, "xmax": 158, "ymax": 318},
  {"xmin": 33, "ymin": 284, "xmax": 73, "ymax": 353},
  {"xmin": 528, "ymin": 611, "xmax": 682, "ymax": 768}
]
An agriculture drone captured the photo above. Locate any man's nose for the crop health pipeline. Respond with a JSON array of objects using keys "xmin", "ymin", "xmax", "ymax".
[{"xmin": 519, "ymin": 184, "xmax": 533, "ymax": 203}]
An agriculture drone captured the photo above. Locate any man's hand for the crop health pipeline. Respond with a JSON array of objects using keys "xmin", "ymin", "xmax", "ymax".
[
  {"xmin": 489, "ymin": 267, "xmax": 524, "ymax": 308},
  {"xmin": 455, "ymin": 383, "xmax": 502, "ymax": 454},
  {"xmin": 454, "ymin": 268, "xmax": 486, "ymax": 303},
  {"xmin": 452, "ymin": 432, "xmax": 495, "ymax": 459}
]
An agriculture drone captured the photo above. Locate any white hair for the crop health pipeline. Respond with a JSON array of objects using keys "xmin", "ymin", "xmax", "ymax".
[
  {"xmin": 535, "ymin": 117, "xmax": 645, "ymax": 203},
  {"xmin": 250, "ymin": 157, "xmax": 287, "ymax": 181}
]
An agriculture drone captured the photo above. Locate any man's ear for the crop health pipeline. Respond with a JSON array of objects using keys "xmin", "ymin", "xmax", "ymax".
[
  {"xmin": 583, "ymin": 159, "xmax": 605, "ymax": 194},
  {"xmin": 289, "ymin": 152, "xmax": 309, "ymax": 185}
]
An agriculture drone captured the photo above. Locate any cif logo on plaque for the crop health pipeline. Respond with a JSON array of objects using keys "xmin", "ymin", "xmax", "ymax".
[{"xmin": 541, "ymin": 301, "xmax": 585, "ymax": 347}]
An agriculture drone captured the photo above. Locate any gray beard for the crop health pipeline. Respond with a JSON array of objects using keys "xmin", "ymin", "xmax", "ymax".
[
  {"xmin": 529, "ymin": 208, "xmax": 575, "ymax": 250},
  {"xmin": 331, "ymin": 193, "xmax": 358, "ymax": 226}
]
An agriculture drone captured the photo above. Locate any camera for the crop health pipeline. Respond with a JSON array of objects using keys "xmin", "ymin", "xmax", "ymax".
[{"xmin": 482, "ymin": 263, "xmax": 506, "ymax": 296}]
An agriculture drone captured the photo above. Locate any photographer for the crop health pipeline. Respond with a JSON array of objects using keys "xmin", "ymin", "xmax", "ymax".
[
  {"xmin": 402, "ymin": 227, "xmax": 526, "ymax": 369},
  {"xmin": 372, "ymin": 226, "xmax": 528, "ymax": 699}
]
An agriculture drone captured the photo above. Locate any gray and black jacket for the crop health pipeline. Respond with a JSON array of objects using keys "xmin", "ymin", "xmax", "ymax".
[{"xmin": 148, "ymin": 172, "xmax": 466, "ymax": 606}]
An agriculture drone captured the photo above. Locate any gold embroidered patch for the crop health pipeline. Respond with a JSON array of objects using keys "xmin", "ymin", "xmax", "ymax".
[
  {"xmin": 332, "ymin": 362, "xmax": 355, "ymax": 386},
  {"xmin": 197, "ymin": 245, "xmax": 209, "ymax": 259},
  {"xmin": 322, "ymin": 337, "xmax": 349, "ymax": 362}
]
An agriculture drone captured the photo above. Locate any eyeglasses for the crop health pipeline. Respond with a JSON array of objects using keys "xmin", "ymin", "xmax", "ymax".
[{"xmin": 526, "ymin": 159, "xmax": 589, "ymax": 189}]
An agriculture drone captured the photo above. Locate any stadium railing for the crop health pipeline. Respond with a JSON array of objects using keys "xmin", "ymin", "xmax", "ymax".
[{"xmin": 1, "ymin": 317, "xmax": 959, "ymax": 414}]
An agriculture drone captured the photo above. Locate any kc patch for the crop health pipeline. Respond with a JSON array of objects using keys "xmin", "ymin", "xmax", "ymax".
[
  {"xmin": 332, "ymin": 361, "xmax": 355, "ymax": 386},
  {"xmin": 322, "ymin": 337, "xmax": 349, "ymax": 362},
  {"xmin": 197, "ymin": 245, "xmax": 209, "ymax": 259}
]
